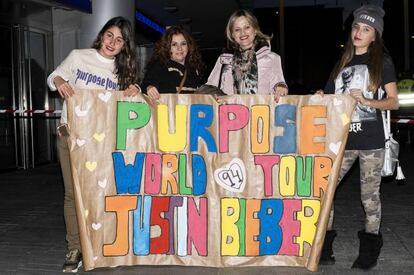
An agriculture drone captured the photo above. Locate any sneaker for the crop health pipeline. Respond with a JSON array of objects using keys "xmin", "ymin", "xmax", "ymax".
[{"xmin": 63, "ymin": 249, "xmax": 82, "ymax": 273}]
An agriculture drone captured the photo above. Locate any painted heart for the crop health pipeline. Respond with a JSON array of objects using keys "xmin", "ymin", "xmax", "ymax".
[
  {"xmin": 84, "ymin": 209, "xmax": 89, "ymax": 218},
  {"xmin": 76, "ymin": 138, "xmax": 86, "ymax": 147},
  {"xmin": 310, "ymin": 93, "xmax": 323, "ymax": 102},
  {"xmin": 340, "ymin": 113, "xmax": 350, "ymax": 125},
  {"xmin": 329, "ymin": 141, "xmax": 341, "ymax": 155},
  {"xmin": 98, "ymin": 91, "xmax": 111, "ymax": 102},
  {"xmin": 333, "ymin": 98, "xmax": 343, "ymax": 106},
  {"xmin": 92, "ymin": 222, "xmax": 101, "ymax": 230},
  {"xmin": 85, "ymin": 161, "xmax": 97, "ymax": 172},
  {"xmin": 98, "ymin": 178, "xmax": 107, "ymax": 188},
  {"xmin": 93, "ymin": 133, "xmax": 105, "ymax": 142},
  {"xmin": 74, "ymin": 105, "xmax": 89, "ymax": 117},
  {"xmin": 214, "ymin": 158, "xmax": 246, "ymax": 193}
]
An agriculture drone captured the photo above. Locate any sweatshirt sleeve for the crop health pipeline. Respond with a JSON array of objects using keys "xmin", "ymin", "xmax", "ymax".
[
  {"xmin": 270, "ymin": 53, "xmax": 286, "ymax": 91},
  {"xmin": 206, "ymin": 57, "xmax": 223, "ymax": 88},
  {"xmin": 140, "ymin": 62, "xmax": 163, "ymax": 93},
  {"xmin": 47, "ymin": 50, "xmax": 76, "ymax": 91}
]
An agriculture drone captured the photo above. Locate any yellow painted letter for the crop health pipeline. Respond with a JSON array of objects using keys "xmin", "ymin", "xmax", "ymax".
[
  {"xmin": 279, "ymin": 156, "xmax": 296, "ymax": 196},
  {"xmin": 158, "ymin": 104, "xmax": 187, "ymax": 152},
  {"xmin": 296, "ymin": 199, "xmax": 320, "ymax": 256},
  {"xmin": 221, "ymin": 198, "xmax": 240, "ymax": 256},
  {"xmin": 251, "ymin": 105, "xmax": 270, "ymax": 154}
]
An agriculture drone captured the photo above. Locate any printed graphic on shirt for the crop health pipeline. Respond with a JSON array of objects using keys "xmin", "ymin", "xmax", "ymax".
[
  {"xmin": 334, "ymin": 64, "xmax": 380, "ymax": 124},
  {"xmin": 75, "ymin": 68, "xmax": 120, "ymax": 90}
]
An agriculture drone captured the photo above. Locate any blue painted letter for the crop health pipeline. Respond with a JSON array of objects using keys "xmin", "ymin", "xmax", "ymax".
[
  {"xmin": 274, "ymin": 105, "xmax": 296, "ymax": 154},
  {"xmin": 112, "ymin": 152, "xmax": 145, "ymax": 194},
  {"xmin": 190, "ymin": 104, "xmax": 217, "ymax": 152}
]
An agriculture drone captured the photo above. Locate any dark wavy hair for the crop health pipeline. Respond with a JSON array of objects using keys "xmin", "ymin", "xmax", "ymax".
[
  {"xmin": 92, "ymin": 16, "xmax": 137, "ymax": 89},
  {"xmin": 148, "ymin": 26, "xmax": 205, "ymax": 74}
]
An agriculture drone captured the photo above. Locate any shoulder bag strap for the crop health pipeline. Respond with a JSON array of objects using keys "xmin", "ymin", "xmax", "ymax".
[
  {"xmin": 382, "ymin": 110, "xmax": 391, "ymax": 139},
  {"xmin": 217, "ymin": 63, "xmax": 225, "ymax": 89},
  {"xmin": 176, "ymin": 69, "xmax": 187, "ymax": 94}
]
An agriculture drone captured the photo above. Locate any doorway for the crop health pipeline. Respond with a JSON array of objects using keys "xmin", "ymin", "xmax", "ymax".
[{"xmin": 0, "ymin": 23, "xmax": 56, "ymax": 170}]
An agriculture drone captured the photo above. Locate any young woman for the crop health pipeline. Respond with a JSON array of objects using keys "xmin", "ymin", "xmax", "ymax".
[
  {"xmin": 47, "ymin": 16, "xmax": 139, "ymax": 273},
  {"xmin": 141, "ymin": 26, "xmax": 205, "ymax": 99},
  {"xmin": 206, "ymin": 9, "xmax": 288, "ymax": 102},
  {"xmin": 318, "ymin": 5, "xmax": 399, "ymax": 270}
]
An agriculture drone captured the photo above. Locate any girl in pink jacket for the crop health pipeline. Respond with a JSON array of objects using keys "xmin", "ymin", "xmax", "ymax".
[{"xmin": 206, "ymin": 9, "xmax": 288, "ymax": 101}]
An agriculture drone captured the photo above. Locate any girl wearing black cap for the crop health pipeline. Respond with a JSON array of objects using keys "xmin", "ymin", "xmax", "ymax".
[{"xmin": 317, "ymin": 4, "xmax": 399, "ymax": 270}]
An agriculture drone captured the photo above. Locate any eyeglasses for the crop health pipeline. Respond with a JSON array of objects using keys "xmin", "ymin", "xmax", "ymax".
[{"xmin": 103, "ymin": 31, "xmax": 125, "ymax": 47}]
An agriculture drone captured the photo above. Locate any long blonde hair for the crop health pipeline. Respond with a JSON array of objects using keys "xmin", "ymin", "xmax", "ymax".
[{"xmin": 225, "ymin": 9, "xmax": 272, "ymax": 50}]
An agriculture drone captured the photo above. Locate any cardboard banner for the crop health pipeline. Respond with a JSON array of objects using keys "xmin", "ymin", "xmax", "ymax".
[{"xmin": 66, "ymin": 91, "xmax": 355, "ymax": 271}]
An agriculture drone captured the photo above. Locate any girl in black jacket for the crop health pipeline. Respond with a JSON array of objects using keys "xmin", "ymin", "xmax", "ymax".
[{"xmin": 141, "ymin": 26, "xmax": 205, "ymax": 98}]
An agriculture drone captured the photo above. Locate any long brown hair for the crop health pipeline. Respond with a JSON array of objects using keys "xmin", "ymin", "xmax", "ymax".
[
  {"xmin": 332, "ymin": 29, "xmax": 384, "ymax": 92},
  {"xmin": 148, "ymin": 26, "xmax": 205, "ymax": 74},
  {"xmin": 92, "ymin": 16, "xmax": 137, "ymax": 89}
]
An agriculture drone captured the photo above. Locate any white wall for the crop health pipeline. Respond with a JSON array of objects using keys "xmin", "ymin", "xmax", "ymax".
[
  {"xmin": 51, "ymin": 0, "xmax": 136, "ymax": 66},
  {"xmin": 80, "ymin": 0, "xmax": 135, "ymax": 48},
  {"xmin": 51, "ymin": 8, "xmax": 82, "ymax": 67}
]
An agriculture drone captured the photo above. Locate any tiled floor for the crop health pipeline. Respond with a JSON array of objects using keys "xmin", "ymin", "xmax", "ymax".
[{"xmin": 0, "ymin": 144, "xmax": 413, "ymax": 274}]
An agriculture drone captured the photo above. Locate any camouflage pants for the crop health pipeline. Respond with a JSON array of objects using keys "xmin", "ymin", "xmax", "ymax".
[{"xmin": 327, "ymin": 148, "xmax": 385, "ymax": 234}]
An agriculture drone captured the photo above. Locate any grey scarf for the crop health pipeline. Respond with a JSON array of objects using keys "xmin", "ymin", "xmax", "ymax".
[{"xmin": 232, "ymin": 47, "xmax": 258, "ymax": 94}]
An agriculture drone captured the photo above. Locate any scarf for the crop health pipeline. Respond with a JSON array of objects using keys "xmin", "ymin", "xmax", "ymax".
[{"xmin": 232, "ymin": 47, "xmax": 258, "ymax": 94}]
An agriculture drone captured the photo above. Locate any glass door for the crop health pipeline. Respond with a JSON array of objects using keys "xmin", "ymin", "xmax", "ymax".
[
  {"xmin": 0, "ymin": 24, "xmax": 56, "ymax": 171},
  {"xmin": 0, "ymin": 25, "xmax": 17, "ymax": 170},
  {"xmin": 26, "ymin": 28, "xmax": 56, "ymax": 167}
]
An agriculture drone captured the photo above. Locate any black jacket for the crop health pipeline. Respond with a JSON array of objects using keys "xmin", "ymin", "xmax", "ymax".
[{"xmin": 141, "ymin": 60, "xmax": 202, "ymax": 94}]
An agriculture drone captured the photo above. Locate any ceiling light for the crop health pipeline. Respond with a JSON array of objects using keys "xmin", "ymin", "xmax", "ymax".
[
  {"xmin": 398, "ymin": 99, "xmax": 414, "ymax": 105},
  {"xmin": 178, "ymin": 17, "xmax": 192, "ymax": 24},
  {"xmin": 398, "ymin": 93, "xmax": 414, "ymax": 99},
  {"xmin": 398, "ymin": 93, "xmax": 414, "ymax": 105},
  {"xmin": 192, "ymin": 31, "xmax": 203, "ymax": 36},
  {"xmin": 163, "ymin": 6, "xmax": 178, "ymax": 12}
]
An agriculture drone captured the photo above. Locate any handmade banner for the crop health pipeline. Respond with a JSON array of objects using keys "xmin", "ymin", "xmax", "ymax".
[{"xmin": 66, "ymin": 91, "xmax": 355, "ymax": 271}]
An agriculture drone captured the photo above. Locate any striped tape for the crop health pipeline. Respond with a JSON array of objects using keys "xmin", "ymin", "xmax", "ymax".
[{"xmin": 0, "ymin": 109, "xmax": 61, "ymax": 114}]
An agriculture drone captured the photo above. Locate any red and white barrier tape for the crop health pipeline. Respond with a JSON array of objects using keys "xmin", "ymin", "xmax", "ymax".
[{"xmin": 0, "ymin": 109, "xmax": 61, "ymax": 114}]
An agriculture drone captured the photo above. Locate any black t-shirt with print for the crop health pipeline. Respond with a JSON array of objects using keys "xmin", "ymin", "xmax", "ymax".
[
  {"xmin": 325, "ymin": 53, "xmax": 397, "ymax": 150},
  {"xmin": 141, "ymin": 60, "xmax": 202, "ymax": 94}
]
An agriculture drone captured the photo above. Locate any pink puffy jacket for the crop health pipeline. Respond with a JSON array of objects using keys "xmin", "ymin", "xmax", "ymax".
[{"xmin": 206, "ymin": 45, "xmax": 286, "ymax": 95}]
